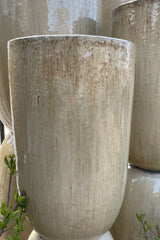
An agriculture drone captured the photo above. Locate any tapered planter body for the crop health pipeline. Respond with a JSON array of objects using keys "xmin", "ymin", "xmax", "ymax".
[
  {"xmin": 112, "ymin": 0, "xmax": 160, "ymax": 170},
  {"xmin": 0, "ymin": 0, "xmax": 104, "ymax": 130},
  {"xmin": 0, "ymin": 134, "xmax": 33, "ymax": 239},
  {"xmin": 111, "ymin": 166, "xmax": 160, "ymax": 240},
  {"xmin": 8, "ymin": 35, "xmax": 135, "ymax": 240}
]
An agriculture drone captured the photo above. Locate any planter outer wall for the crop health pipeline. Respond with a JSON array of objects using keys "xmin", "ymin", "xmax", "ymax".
[
  {"xmin": 8, "ymin": 35, "xmax": 135, "ymax": 240},
  {"xmin": 111, "ymin": 166, "xmax": 160, "ymax": 240},
  {"xmin": 112, "ymin": 0, "xmax": 160, "ymax": 170}
]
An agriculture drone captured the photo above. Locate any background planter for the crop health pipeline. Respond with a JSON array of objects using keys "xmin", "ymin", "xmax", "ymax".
[
  {"xmin": 112, "ymin": 0, "xmax": 160, "ymax": 170},
  {"xmin": 8, "ymin": 35, "xmax": 135, "ymax": 240},
  {"xmin": 0, "ymin": 134, "xmax": 32, "ymax": 239},
  {"xmin": 111, "ymin": 166, "xmax": 160, "ymax": 240},
  {"xmin": 101, "ymin": 0, "xmax": 130, "ymax": 36},
  {"xmin": 0, "ymin": 0, "xmax": 104, "ymax": 130}
]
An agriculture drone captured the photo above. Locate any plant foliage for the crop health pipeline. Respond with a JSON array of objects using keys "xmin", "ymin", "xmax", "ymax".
[{"xmin": 0, "ymin": 154, "xmax": 28, "ymax": 240}]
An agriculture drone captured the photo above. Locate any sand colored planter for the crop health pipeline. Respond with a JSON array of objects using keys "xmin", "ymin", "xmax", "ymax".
[
  {"xmin": 8, "ymin": 35, "xmax": 135, "ymax": 240},
  {"xmin": 111, "ymin": 166, "xmax": 160, "ymax": 240},
  {"xmin": 0, "ymin": 134, "xmax": 32, "ymax": 239},
  {"xmin": 0, "ymin": 0, "xmax": 106, "ymax": 130},
  {"xmin": 28, "ymin": 230, "xmax": 114, "ymax": 240},
  {"xmin": 101, "ymin": 0, "xmax": 130, "ymax": 36},
  {"xmin": 112, "ymin": 0, "xmax": 160, "ymax": 171}
]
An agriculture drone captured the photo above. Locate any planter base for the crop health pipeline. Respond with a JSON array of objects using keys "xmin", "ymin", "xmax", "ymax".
[{"xmin": 28, "ymin": 231, "xmax": 114, "ymax": 240}]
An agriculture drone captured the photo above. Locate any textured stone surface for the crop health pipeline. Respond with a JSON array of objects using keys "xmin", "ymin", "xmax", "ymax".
[
  {"xmin": 112, "ymin": 0, "xmax": 160, "ymax": 170},
  {"xmin": 111, "ymin": 166, "xmax": 160, "ymax": 240},
  {"xmin": 0, "ymin": 134, "xmax": 32, "ymax": 239},
  {"xmin": 8, "ymin": 35, "xmax": 135, "ymax": 240}
]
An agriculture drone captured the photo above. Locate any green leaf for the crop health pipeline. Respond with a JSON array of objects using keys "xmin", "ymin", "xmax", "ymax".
[
  {"xmin": 0, "ymin": 219, "xmax": 8, "ymax": 229},
  {"xmin": 0, "ymin": 201, "xmax": 8, "ymax": 217},
  {"xmin": 142, "ymin": 233, "xmax": 146, "ymax": 238},
  {"xmin": 18, "ymin": 195, "xmax": 27, "ymax": 208},
  {"xmin": 136, "ymin": 213, "xmax": 142, "ymax": 222},
  {"xmin": 142, "ymin": 213, "xmax": 145, "ymax": 218},
  {"xmin": 144, "ymin": 223, "xmax": 149, "ymax": 232},
  {"xmin": 7, "ymin": 235, "xmax": 13, "ymax": 240},
  {"xmin": 10, "ymin": 154, "xmax": 15, "ymax": 159},
  {"xmin": 1, "ymin": 155, "xmax": 28, "ymax": 239},
  {"xmin": 155, "ymin": 237, "xmax": 160, "ymax": 240},
  {"xmin": 10, "ymin": 160, "xmax": 16, "ymax": 176},
  {"xmin": 10, "ymin": 210, "xmax": 20, "ymax": 220},
  {"xmin": 3, "ymin": 216, "xmax": 9, "ymax": 224},
  {"xmin": 10, "ymin": 205, "xmax": 13, "ymax": 212},
  {"xmin": 14, "ymin": 190, "xmax": 19, "ymax": 201},
  {"xmin": 4, "ymin": 156, "xmax": 9, "ymax": 168},
  {"xmin": 150, "ymin": 219, "xmax": 154, "ymax": 228},
  {"xmin": 20, "ymin": 213, "xmax": 26, "ymax": 221}
]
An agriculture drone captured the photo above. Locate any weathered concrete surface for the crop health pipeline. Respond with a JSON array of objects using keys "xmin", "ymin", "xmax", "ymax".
[
  {"xmin": 112, "ymin": 0, "xmax": 160, "ymax": 170},
  {"xmin": 8, "ymin": 35, "xmax": 135, "ymax": 240},
  {"xmin": 111, "ymin": 166, "xmax": 160, "ymax": 240}
]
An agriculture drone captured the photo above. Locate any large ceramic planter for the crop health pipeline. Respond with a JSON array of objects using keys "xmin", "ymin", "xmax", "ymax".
[
  {"xmin": 28, "ymin": 230, "xmax": 114, "ymax": 240},
  {"xmin": 112, "ymin": 0, "xmax": 160, "ymax": 171},
  {"xmin": 111, "ymin": 166, "xmax": 160, "ymax": 240},
  {"xmin": 8, "ymin": 35, "xmax": 135, "ymax": 240},
  {"xmin": 0, "ymin": 134, "xmax": 32, "ymax": 239},
  {"xmin": 101, "ymin": 0, "xmax": 130, "ymax": 36},
  {"xmin": 0, "ymin": 0, "xmax": 105, "ymax": 130}
]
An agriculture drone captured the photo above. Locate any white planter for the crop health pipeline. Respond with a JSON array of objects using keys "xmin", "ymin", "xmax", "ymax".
[
  {"xmin": 28, "ymin": 230, "xmax": 114, "ymax": 240},
  {"xmin": 0, "ymin": 134, "xmax": 32, "ymax": 239},
  {"xmin": 112, "ymin": 0, "xmax": 160, "ymax": 170},
  {"xmin": 8, "ymin": 35, "xmax": 135, "ymax": 240},
  {"xmin": 111, "ymin": 166, "xmax": 160, "ymax": 240}
]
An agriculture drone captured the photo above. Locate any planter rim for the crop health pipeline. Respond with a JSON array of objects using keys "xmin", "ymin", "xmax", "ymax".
[
  {"xmin": 129, "ymin": 164, "xmax": 160, "ymax": 175},
  {"xmin": 8, "ymin": 34, "xmax": 134, "ymax": 48},
  {"xmin": 113, "ymin": 0, "xmax": 159, "ymax": 16}
]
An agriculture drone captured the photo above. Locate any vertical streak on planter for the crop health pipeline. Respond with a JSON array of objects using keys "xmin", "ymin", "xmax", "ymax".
[
  {"xmin": 8, "ymin": 35, "xmax": 135, "ymax": 240},
  {"xmin": 112, "ymin": 0, "xmax": 160, "ymax": 170}
]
